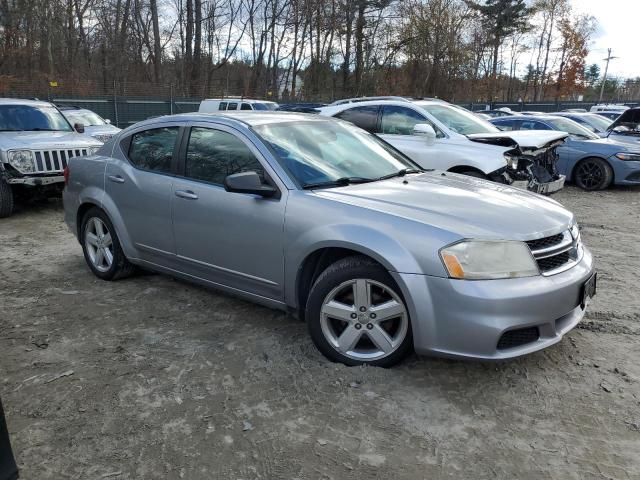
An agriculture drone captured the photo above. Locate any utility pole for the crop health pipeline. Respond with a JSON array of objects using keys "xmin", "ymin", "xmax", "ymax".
[{"xmin": 598, "ymin": 48, "xmax": 618, "ymax": 103}]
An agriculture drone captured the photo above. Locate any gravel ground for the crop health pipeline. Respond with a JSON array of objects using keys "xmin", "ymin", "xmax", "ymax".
[{"xmin": 1, "ymin": 186, "xmax": 639, "ymax": 480}]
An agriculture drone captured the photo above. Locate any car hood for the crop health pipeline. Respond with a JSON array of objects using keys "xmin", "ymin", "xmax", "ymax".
[
  {"xmin": 314, "ymin": 172, "xmax": 573, "ymax": 240},
  {"xmin": 84, "ymin": 125, "xmax": 121, "ymax": 136},
  {"xmin": 467, "ymin": 131, "xmax": 568, "ymax": 150},
  {"xmin": 0, "ymin": 131, "xmax": 101, "ymax": 149},
  {"xmin": 571, "ymin": 136, "xmax": 640, "ymax": 153}
]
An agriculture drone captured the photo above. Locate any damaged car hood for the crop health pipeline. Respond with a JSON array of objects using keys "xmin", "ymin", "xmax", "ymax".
[{"xmin": 467, "ymin": 131, "xmax": 568, "ymax": 150}]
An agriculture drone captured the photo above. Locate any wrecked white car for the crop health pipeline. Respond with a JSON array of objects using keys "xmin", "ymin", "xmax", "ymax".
[{"xmin": 319, "ymin": 98, "xmax": 567, "ymax": 194}]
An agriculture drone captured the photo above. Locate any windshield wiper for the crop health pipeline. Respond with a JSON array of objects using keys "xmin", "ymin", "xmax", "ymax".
[
  {"xmin": 30, "ymin": 128, "xmax": 68, "ymax": 131},
  {"xmin": 0, "ymin": 129, "xmax": 24, "ymax": 132},
  {"xmin": 302, "ymin": 176, "xmax": 374, "ymax": 189},
  {"xmin": 376, "ymin": 168, "xmax": 423, "ymax": 181}
]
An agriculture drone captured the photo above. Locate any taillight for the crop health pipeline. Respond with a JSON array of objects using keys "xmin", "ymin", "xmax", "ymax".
[{"xmin": 63, "ymin": 166, "xmax": 70, "ymax": 185}]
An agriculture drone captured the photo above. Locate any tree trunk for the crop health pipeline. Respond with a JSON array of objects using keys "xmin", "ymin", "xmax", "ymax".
[
  {"xmin": 150, "ymin": 0, "xmax": 162, "ymax": 83},
  {"xmin": 354, "ymin": 1, "xmax": 366, "ymax": 95}
]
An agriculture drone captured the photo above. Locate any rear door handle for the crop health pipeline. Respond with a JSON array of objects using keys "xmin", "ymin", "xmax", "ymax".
[
  {"xmin": 107, "ymin": 175, "xmax": 125, "ymax": 184},
  {"xmin": 175, "ymin": 190, "xmax": 199, "ymax": 200}
]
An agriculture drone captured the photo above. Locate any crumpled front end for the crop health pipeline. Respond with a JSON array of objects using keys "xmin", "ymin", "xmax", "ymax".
[
  {"xmin": 468, "ymin": 131, "xmax": 568, "ymax": 195},
  {"xmin": 504, "ymin": 143, "xmax": 566, "ymax": 194}
]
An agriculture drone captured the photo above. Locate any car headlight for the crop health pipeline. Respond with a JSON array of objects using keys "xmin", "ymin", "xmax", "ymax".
[
  {"xmin": 504, "ymin": 154, "xmax": 519, "ymax": 170},
  {"xmin": 7, "ymin": 150, "xmax": 35, "ymax": 173},
  {"xmin": 87, "ymin": 146, "xmax": 101, "ymax": 155},
  {"xmin": 440, "ymin": 240, "xmax": 539, "ymax": 280},
  {"xmin": 614, "ymin": 152, "xmax": 640, "ymax": 161}
]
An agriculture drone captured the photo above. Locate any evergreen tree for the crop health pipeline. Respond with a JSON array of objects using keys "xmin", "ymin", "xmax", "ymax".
[{"xmin": 466, "ymin": 0, "xmax": 534, "ymax": 101}]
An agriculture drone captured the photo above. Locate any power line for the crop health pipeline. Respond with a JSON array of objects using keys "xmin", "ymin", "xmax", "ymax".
[{"xmin": 598, "ymin": 48, "xmax": 618, "ymax": 103}]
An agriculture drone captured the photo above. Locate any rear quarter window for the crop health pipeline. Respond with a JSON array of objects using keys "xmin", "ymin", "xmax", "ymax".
[{"xmin": 126, "ymin": 127, "xmax": 179, "ymax": 173}]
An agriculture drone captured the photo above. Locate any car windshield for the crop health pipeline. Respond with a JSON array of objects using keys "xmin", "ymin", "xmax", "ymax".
[
  {"xmin": 582, "ymin": 114, "xmax": 612, "ymax": 131},
  {"xmin": 252, "ymin": 103, "xmax": 278, "ymax": 111},
  {"xmin": 417, "ymin": 103, "xmax": 500, "ymax": 135},
  {"xmin": 0, "ymin": 105, "xmax": 73, "ymax": 132},
  {"xmin": 253, "ymin": 120, "xmax": 419, "ymax": 188},
  {"xmin": 63, "ymin": 110, "xmax": 107, "ymax": 126},
  {"xmin": 546, "ymin": 117, "xmax": 599, "ymax": 139}
]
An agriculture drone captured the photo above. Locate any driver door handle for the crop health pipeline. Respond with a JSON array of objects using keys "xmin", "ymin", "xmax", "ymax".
[
  {"xmin": 107, "ymin": 175, "xmax": 125, "ymax": 184},
  {"xmin": 175, "ymin": 190, "xmax": 199, "ymax": 200}
]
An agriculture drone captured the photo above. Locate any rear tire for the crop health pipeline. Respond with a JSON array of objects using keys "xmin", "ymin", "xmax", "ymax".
[
  {"xmin": 574, "ymin": 157, "xmax": 613, "ymax": 191},
  {"xmin": 80, "ymin": 207, "xmax": 134, "ymax": 280},
  {"xmin": 305, "ymin": 255, "xmax": 413, "ymax": 367},
  {"xmin": 0, "ymin": 179, "xmax": 14, "ymax": 218}
]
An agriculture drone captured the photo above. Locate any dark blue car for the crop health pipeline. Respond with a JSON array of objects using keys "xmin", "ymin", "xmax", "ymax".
[{"xmin": 490, "ymin": 115, "xmax": 640, "ymax": 190}]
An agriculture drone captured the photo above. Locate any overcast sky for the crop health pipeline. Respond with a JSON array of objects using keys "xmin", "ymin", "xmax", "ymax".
[{"xmin": 570, "ymin": 0, "xmax": 639, "ymax": 79}]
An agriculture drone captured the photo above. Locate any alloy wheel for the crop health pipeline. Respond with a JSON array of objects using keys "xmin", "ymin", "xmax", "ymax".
[
  {"xmin": 320, "ymin": 278, "xmax": 408, "ymax": 361},
  {"xmin": 84, "ymin": 217, "xmax": 114, "ymax": 273},
  {"xmin": 576, "ymin": 160, "xmax": 605, "ymax": 190}
]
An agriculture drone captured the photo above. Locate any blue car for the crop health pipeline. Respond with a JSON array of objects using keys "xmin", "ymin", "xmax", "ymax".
[
  {"xmin": 549, "ymin": 112, "xmax": 613, "ymax": 137},
  {"xmin": 490, "ymin": 115, "xmax": 640, "ymax": 190}
]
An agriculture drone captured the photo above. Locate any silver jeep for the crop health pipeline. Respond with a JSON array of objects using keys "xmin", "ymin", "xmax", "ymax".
[{"xmin": 0, "ymin": 98, "xmax": 101, "ymax": 217}]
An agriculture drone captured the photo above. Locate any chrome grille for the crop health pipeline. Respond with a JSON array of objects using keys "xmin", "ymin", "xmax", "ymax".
[
  {"xmin": 526, "ymin": 229, "xmax": 580, "ymax": 275},
  {"xmin": 33, "ymin": 148, "xmax": 88, "ymax": 173}
]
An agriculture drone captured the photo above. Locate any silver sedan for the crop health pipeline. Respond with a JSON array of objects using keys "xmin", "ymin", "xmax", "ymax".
[{"xmin": 63, "ymin": 112, "xmax": 596, "ymax": 366}]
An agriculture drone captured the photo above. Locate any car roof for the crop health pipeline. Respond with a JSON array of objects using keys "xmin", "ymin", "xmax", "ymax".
[
  {"xmin": 492, "ymin": 115, "xmax": 555, "ymax": 121},
  {"xmin": 59, "ymin": 107, "xmax": 94, "ymax": 113},
  {"xmin": 0, "ymin": 97, "xmax": 54, "ymax": 107},
  {"xmin": 202, "ymin": 98, "xmax": 277, "ymax": 104},
  {"xmin": 130, "ymin": 111, "xmax": 332, "ymax": 129}
]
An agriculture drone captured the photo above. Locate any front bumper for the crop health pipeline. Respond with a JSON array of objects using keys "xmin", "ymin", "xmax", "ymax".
[
  {"xmin": 393, "ymin": 246, "xmax": 594, "ymax": 360},
  {"xmin": 610, "ymin": 159, "xmax": 640, "ymax": 185},
  {"xmin": 5, "ymin": 175, "xmax": 64, "ymax": 186},
  {"xmin": 512, "ymin": 174, "xmax": 565, "ymax": 194}
]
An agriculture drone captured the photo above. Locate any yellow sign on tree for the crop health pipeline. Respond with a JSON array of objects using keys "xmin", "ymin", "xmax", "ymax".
[{"xmin": 49, "ymin": 81, "xmax": 58, "ymax": 87}]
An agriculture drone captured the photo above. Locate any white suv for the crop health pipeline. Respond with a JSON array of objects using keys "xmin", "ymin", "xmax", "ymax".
[
  {"xmin": 319, "ymin": 98, "xmax": 568, "ymax": 194},
  {"xmin": 0, "ymin": 98, "xmax": 101, "ymax": 217}
]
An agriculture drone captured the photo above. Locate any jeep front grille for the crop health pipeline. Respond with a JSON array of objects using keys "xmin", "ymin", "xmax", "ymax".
[
  {"xmin": 33, "ymin": 149, "xmax": 89, "ymax": 173},
  {"xmin": 526, "ymin": 229, "xmax": 580, "ymax": 275}
]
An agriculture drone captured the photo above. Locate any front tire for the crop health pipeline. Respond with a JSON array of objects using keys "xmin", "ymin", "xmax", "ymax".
[
  {"xmin": 305, "ymin": 256, "xmax": 413, "ymax": 367},
  {"xmin": 81, "ymin": 207, "xmax": 134, "ymax": 280},
  {"xmin": 0, "ymin": 179, "xmax": 14, "ymax": 218},
  {"xmin": 574, "ymin": 157, "xmax": 613, "ymax": 191}
]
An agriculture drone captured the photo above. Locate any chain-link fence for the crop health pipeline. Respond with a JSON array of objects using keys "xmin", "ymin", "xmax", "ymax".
[{"xmin": 1, "ymin": 78, "xmax": 638, "ymax": 128}]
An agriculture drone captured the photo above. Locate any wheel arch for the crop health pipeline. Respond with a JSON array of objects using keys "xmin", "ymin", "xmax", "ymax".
[
  {"xmin": 447, "ymin": 165, "xmax": 487, "ymax": 177},
  {"xmin": 76, "ymin": 193, "xmax": 138, "ymax": 259},
  {"xmin": 295, "ymin": 247, "xmax": 386, "ymax": 321},
  {"xmin": 569, "ymin": 155, "xmax": 615, "ymax": 183}
]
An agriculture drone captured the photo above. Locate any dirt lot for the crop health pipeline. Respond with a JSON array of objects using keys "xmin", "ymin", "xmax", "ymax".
[{"xmin": 1, "ymin": 186, "xmax": 640, "ymax": 480}]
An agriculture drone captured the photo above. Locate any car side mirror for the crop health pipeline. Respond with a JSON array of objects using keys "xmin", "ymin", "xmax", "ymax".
[
  {"xmin": 412, "ymin": 123, "xmax": 436, "ymax": 146},
  {"xmin": 612, "ymin": 126, "xmax": 629, "ymax": 133},
  {"xmin": 224, "ymin": 171, "xmax": 277, "ymax": 198},
  {"xmin": 105, "ymin": 119, "xmax": 111, "ymax": 124},
  {"xmin": 74, "ymin": 122, "xmax": 85, "ymax": 133}
]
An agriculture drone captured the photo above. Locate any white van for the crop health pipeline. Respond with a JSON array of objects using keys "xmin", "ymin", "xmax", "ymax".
[
  {"xmin": 589, "ymin": 104, "xmax": 629, "ymax": 113},
  {"xmin": 198, "ymin": 98, "xmax": 279, "ymax": 113}
]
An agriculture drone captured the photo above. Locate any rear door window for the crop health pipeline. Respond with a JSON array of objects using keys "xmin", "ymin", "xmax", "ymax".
[
  {"xmin": 334, "ymin": 105, "xmax": 380, "ymax": 133},
  {"xmin": 227, "ymin": 103, "xmax": 238, "ymax": 111},
  {"xmin": 241, "ymin": 103, "xmax": 253, "ymax": 111},
  {"xmin": 127, "ymin": 127, "xmax": 179, "ymax": 173},
  {"xmin": 219, "ymin": 102, "xmax": 228, "ymax": 111}
]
